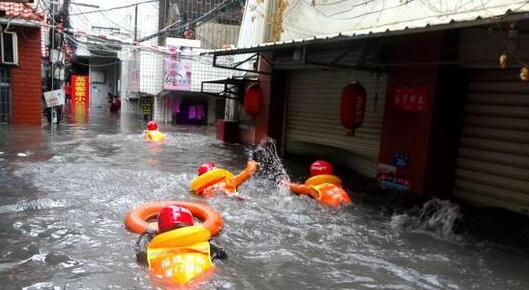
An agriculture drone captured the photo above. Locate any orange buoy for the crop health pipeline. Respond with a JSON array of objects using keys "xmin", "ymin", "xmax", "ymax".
[{"xmin": 125, "ymin": 201, "xmax": 223, "ymax": 236}]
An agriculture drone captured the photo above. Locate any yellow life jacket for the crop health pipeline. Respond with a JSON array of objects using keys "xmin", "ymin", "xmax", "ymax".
[
  {"xmin": 147, "ymin": 225, "xmax": 214, "ymax": 285},
  {"xmin": 146, "ymin": 130, "xmax": 166, "ymax": 142},
  {"xmin": 190, "ymin": 168, "xmax": 235, "ymax": 195}
]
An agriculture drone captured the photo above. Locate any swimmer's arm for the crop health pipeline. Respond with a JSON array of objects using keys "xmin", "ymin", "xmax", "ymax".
[
  {"xmin": 289, "ymin": 182, "xmax": 318, "ymax": 199},
  {"xmin": 210, "ymin": 243, "xmax": 227, "ymax": 260},
  {"xmin": 233, "ymin": 160, "xmax": 259, "ymax": 187}
]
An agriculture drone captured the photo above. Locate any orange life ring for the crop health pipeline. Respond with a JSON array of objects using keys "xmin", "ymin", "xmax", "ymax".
[{"xmin": 125, "ymin": 201, "xmax": 223, "ymax": 236}]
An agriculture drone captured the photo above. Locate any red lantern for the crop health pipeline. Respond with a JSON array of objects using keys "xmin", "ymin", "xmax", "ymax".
[
  {"xmin": 340, "ymin": 82, "xmax": 366, "ymax": 131},
  {"xmin": 244, "ymin": 84, "xmax": 263, "ymax": 117}
]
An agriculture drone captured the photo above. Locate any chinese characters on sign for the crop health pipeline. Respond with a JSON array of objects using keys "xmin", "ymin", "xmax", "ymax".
[
  {"xmin": 43, "ymin": 89, "xmax": 65, "ymax": 108},
  {"xmin": 163, "ymin": 46, "xmax": 192, "ymax": 91},
  {"xmin": 354, "ymin": 95, "xmax": 365, "ymax": 124},
  {"xmin": 69, "ymin": 75, "xmax": 90, "ymax": 124},
  {"xmin": 393, "ymin": 86, "xmax": 429, "ymax": 113},
  {"xmin": 378, "ymin": 173, "xmax": 411, "ymax": 191},
  {"xmin": 71, "ymin": 75, "xmax": 89, "ymax": 105},
  {"xmin": 377, "ymin": 163, "xmax": 411, "ymax": 191}
]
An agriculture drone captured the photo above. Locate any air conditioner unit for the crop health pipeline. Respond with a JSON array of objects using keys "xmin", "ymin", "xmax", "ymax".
[{"xmin": 1, "ymin": 31, "xmax": 18, "ymax": 65}]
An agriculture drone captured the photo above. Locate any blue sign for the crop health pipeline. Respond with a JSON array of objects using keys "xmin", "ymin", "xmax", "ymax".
[{"xmin": 392, "ymin": 152, "xmax": 410, "ymax": 168}]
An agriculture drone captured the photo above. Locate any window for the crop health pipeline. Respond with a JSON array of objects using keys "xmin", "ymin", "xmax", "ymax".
[
  {"xmin": 0, "ymin": 69, "xmax": 10, "ymax": 123},
  {"xmin": 1, "ymin": 31, "xmax": 18, "ymax": 65}
]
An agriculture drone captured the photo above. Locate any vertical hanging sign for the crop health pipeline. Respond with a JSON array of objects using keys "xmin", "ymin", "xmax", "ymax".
[
  {"xmin": 163, "ymin": 46, "xmax": 192, "ymax": 91},
  {"xmin": 71, "ymin": 75, "xmax": 90, "ymax": 106}
]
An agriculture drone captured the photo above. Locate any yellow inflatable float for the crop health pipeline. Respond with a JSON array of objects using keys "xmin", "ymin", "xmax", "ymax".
[
  {"xmin": 147, "ymin": 225, "xmax": 214, "ymax": 285},
  {"xmin": 125, "ymin": 202, "xmax": 224, "ymax": 286},
  {"xmin": 190, "ymin": 160, "xmax": 258, "ymax": 198},
  {"xmin": 289, "ymin": 160, "xmax": 351, "ymax": 207}
]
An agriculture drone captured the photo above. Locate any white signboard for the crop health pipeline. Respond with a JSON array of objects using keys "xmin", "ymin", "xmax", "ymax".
[
  {"xmin": 163, "ymin": 46, "xmax": 192, "ymax": 91},
  {"xmin": 44, "ymin": 89, "xmax": 65, "ymax": 108},
  {"xmin": 163, "ymin": 38, "xmax": 201, "ymax": 91}
]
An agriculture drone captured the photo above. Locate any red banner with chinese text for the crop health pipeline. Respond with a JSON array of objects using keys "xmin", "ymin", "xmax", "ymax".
[
  {"xmin": 392, "ymin": 86, "xmax": 429, "ymax": 113},
  {"xmin": 71, "ymin": 75, "xmax": 90, "ymax": 106}
]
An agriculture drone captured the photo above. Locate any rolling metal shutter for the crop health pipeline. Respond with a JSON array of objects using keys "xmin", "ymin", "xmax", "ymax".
[
  {"xmin": 285, "ymin": 69, "xmax": 387, "ymax": 177},
  {"xmin": 454, "ymin": 69, "xmax": 529, "ymax": 214}
]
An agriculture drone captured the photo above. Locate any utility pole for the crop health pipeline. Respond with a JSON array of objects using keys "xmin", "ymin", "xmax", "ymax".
[
  {"xmin": 134, "ymin": 3, "xmax": 138, "ymax": 41},
  {"xmin": 50, "ymin": 0, "xmax": 56, "ymax": 123}
]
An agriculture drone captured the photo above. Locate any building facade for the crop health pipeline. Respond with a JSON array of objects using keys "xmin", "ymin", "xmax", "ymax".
[
  {"xmin": 209, "ymin": 0, "xmax": 529, "ymax": 215},
  {"xmin": 0, "ymin": 3, "xmax": 44, "ymax": 124},
  {"xmin": 138, "ymin": 0, "xmax": 245, "ymax": 125}
]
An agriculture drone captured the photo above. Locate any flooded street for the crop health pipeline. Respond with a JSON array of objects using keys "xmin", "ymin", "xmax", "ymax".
[{"xmin": 1, "ymin": 109, "xmax": 529, "ymax": 290}]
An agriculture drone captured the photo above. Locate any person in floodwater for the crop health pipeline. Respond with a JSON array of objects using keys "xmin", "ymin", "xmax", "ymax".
[
  {"xmin": 110, "ymin": 94, "xmax": 121, "ymax": 113},
  {"xmin": 144, "ymin": 121, "xmax": 166, "ymax": 142},
  {"xmin": 288, "ymin": 160, "xmax": 352, "ymax": 207},
  {"xmin": 190, "ymin": 160, "xmax": 259, "ymax": 199},
  {"xmin": 135, "ymin": 205, "xmax": 226, "ymax": 285}
]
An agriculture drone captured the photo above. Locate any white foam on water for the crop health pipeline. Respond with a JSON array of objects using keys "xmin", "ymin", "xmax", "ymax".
[
  {"xmin": 390, "ymin": 198, "xmax": 464, "ymax": 243},
  {"xmin": 22, "ymin": 282, "xmax": 61, "ymax": 290}
]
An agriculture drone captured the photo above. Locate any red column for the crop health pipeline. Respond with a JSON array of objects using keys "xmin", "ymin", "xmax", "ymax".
[
  {"xmin": 254, "ymin": 53, "xmax": 288, "ymax": 146},
  {"xmin": 11, "ymin": 27, "xmax": 42, "ymax": 124},
  {"xmin": 378, "ymin": 32, "xmax": 444, "ymax": 195}
]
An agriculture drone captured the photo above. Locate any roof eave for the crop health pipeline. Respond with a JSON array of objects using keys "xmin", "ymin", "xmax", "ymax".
[
  {"xmin": 204, "ymin": 12, "xmax": 529, "ymax": 56},
  {"xmin": 0, "ymin": 17, "xmax": 42, "ymax": 28}
]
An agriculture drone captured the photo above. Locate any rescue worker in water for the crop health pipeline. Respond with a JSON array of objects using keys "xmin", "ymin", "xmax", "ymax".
[
  {"xmin": 190, "ymin": 160, "xmax": 259, "ymax": 199},
  {"xmin": 135, "ymin": 205, "xmax": 226, "ymax": 285},
  {"xmin": 288, "ymin": 160, "xmax": 352, "ymax": 207},
  {"xmin": 144, "ymin": 121, "xmax": 166, "ymax": 142}
]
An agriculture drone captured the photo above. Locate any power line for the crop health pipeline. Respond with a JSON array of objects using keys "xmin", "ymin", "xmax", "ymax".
[
  {"xmin": 311, "ymin": 0, "xmax": 367, "ymax": 6},
  {"xmin": 71, "ymin": 60, "xmax": 122, "ymax": 67},
  {"xmin": 137, "ymin": 0, "xmax": 241, "ymax": 43},
  {"xmin": 71, "ymin": 4, "xmax": 135, "ymax": 35},
  {"xmin": 283, "ymin": 0, "xmax": 529, "ymax": 35},
  {"xmin": 69, "ymin": 0, "xmax": 158, "ymax": 16}
]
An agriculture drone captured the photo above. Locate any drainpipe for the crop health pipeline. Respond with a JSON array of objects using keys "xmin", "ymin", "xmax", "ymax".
[{"xmin": 224, "ymin": 86, "xmax": 240, "ymax": 121}]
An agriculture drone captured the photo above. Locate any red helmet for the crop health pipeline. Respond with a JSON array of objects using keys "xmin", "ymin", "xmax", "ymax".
[
  {"xmin": 310, "ymin": 160, "xmax": 333, "ymax": 177},
  {"xmin": 147, "ymin": 121, "xmax": 158, "ymax": 131},
  {"xmin": 157, "ymin": 205, "xmax": 194, "ymax": 233},
  {"xmin": 198, "ymin": 162, "xmax": 216, "ymax": 176}
]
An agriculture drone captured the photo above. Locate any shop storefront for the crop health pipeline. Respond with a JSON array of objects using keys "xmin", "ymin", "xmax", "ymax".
[
  {"xmin": 206, "ymin": 14, "xmax": 529, "ymax": 215},
  {"xmin": 285, "ymin": 69, "xmax": 387, "ymax": 177}
]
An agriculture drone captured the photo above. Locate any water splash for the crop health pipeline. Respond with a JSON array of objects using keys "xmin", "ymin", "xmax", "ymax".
[
  {"xmin": 249, "ymin": 137, "xmax": 290, "ymax": 192},
  {"xmin": 390, "ymin": 198, "xmax": 464, "ymax": 242}
]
